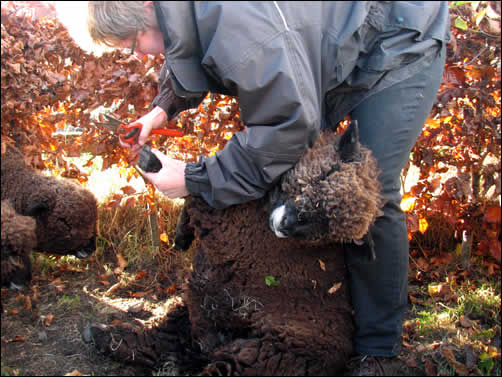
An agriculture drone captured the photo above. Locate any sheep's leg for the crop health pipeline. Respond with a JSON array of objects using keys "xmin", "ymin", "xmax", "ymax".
[
  {"xmin": 201, "ymin": 338, "xmax": 264, "ymax": 376},
  {"xmin": 174, "ymin": 204, "xmax": 195, "ymax": 251},
  {"xmin": 82, "ymin": 304, "xmax": 206, "ymax": 372},
  {"xmin": 83, "ymin": 321, "xmax": 159, "ymax": 367}
]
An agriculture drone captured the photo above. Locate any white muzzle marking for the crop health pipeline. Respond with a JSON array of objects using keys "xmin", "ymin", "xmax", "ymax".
[{"xmin": 269, "ymin": 204, "xmax": 288, "ymax": 238}]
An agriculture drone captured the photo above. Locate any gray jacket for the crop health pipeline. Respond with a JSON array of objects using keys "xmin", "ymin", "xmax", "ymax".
[{"xmin": 152, "ymin": 1, "xmax": 450, "ymax": 208}]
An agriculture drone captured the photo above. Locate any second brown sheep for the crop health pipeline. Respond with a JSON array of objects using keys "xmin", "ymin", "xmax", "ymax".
[{"xmin": 1, "ymin": 144, "xmax": 98, "ymax": 288}]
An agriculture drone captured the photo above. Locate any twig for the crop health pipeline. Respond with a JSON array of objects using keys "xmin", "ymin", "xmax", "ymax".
[
  {"xmin": 462, "ymin": 46, "xmax": 489, "ymax": 66},
  {"xmin": 133, "ymin": 165, "xmax": 160, "ymax": 253}
]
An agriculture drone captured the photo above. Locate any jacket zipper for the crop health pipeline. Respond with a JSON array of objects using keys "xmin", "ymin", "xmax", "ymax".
[{"xmin": 273, "ymin": 1, "xmax": 290, "ymax": 31}]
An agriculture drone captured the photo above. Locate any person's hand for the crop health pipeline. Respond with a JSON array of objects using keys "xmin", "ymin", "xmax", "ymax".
[
  {"xmin": 141, "ymin": 148, "xmax": 189, "ymax": 198},
  {"xmin": 118, "ymin": 121, "xmax": 149, "ymax": 153},
  {"xmin": 119, "ymin": 106, "xmax": 167, "ymax": 153}
]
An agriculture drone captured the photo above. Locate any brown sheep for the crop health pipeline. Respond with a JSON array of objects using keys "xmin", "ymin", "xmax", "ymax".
[
  {"xmin": 84, "ymin": 121, "xmax": 384, "ymax": 375},
  {"xmin": 1, "ymin": 144, "xmax": 98, "ymax": 287}
]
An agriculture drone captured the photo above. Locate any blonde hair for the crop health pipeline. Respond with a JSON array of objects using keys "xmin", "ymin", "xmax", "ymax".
[{"xmin": 87, "ymin": 1, "xmax": 156, "ymax": 47}]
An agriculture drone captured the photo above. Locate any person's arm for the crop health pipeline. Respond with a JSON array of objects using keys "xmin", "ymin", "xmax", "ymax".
[
  {"xmin": 183, "ymin": 34, "xmax": 321, "ymax": 208},
  {"xmin": 152, "ymin": 62, "xmax": 206, "ymax": 120},
  {"xmin": 142, "ymin": 56, "xmax": 320, "ymax": 206}
]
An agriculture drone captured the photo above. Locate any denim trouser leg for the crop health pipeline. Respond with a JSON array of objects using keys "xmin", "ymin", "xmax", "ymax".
[{"xmin": 346, "ymin": 47, "xmax": 446, "ymax": 357}]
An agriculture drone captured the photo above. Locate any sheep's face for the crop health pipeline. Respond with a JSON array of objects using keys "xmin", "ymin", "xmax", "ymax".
[
  {"xmin": 268, "ymin": 121, "xmax": 384, "ymax": 243},
  {"xmin": 25, "ymin": 181, "xmax": 98, "ymax": 258},
  {"xmin": 269, "ymin": 198, "xmax": 329, "ymax": 240}
]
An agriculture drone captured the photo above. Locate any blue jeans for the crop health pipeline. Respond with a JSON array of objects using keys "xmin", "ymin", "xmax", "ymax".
[{"xmin": 345, "ymin": 45, "xmax": 446, "ymax": 357}]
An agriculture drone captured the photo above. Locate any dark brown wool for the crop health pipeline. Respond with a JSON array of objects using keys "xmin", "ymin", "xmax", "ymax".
[
  {"xmin": 84, "ymin": 127, "xmax": 384, "ymax": 375},
  {"xmin": 1, "ymin": 200, "xmax": 36, "ymax": 288},
  {"xmin": 1, "ymin": 145, "xmax": 98, "ymax": 286},
  {"xmin": 177, "ymin": 128, "xmax": 384, "ymax": 374},
  {"xmin": 182, "ymin": 195, "xmax": 354, "ymax": 375}
]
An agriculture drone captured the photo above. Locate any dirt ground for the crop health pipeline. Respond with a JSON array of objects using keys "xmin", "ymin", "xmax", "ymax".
[
  {"xmin": 1, "ymin": 278, "xmax": 149, "ymax": 376},
  {"xmin": 1, "ymin": 249, "xmax": 184, "ymax": 376},
  {"xmin": 0, "ymin": 248, "xmax": 494, "ymax": 376}
]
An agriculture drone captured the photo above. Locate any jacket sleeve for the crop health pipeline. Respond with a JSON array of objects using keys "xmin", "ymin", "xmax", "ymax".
[
  {"xmin": 152, "ymin": 62, "xmax": 206, "ymax": 120},
  {"xmin": 185, "ymin": 31, "xmax": 320, "ymax": 209}
]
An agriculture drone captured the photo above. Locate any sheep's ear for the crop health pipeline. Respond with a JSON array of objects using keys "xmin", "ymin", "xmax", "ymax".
[
  {"xmin": 339, "ymin": 120, "xmax": 361, "ymax": 162},
  {"xmin": 173, "ymin": 205, "xmax": 195, "ymax": 251}
]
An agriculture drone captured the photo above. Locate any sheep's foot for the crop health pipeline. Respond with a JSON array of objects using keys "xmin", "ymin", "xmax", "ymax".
[
  {"xmin": 82, "ymin": 321, "xmax": 159, "ymax": 367},
  {"xmin": 81, "ymin": 304, "xmax": 206, "ymax": 372}
]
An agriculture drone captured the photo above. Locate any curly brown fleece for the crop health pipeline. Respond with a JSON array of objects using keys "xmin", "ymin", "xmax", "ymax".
[
  {"xmin": 85, "ymin": 196, "xmax": 354, "ymax": 375},
  {"xmin": 84, "ymin": 127, "xmax": 384, "ymax": 375},
  {"xmin": 280, "ymin": 129, "xmax": 384, "ymax": 242},
  {"xmin": 183, "ymin": 196, "xmax": 354, "ymax": 375},
  {"xmin": 1, "ymin": 145, "xmax": 97, "ymax": 257},
  {"xmin": 1, "ymin": 200, "xmax": 36, "ymax": 288},
  {"xmin": 175, "ymin": 128, "xmax": 384, "ymax": 374}
]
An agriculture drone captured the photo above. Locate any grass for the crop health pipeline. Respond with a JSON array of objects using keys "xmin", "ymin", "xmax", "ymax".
[
  {"xmin": 51, "ymin": 151, "xmax": 193, "ymax": 280},
  {"xmin": 32, "ymin": 253, "xmax": 59, "ymax": 279},
  {"xmin": 95, "ymin": 193, "xmax": 189, "ymax": 277},
  {"xmin": 407, "ymin": 268, "xmax": 501, "ymax": 376},
  {"xmin": 415, "ymin": 309, "xmax": 456, "ymax": 337},
  {"xmin": 57, "ymin": 294, "xmax": 81, "ymax": 311},
  {"xmin": 1, "ymin": 362, "xmax": 21, "ymax": 376},
  {"xmin": 457, "ymin": 282, "xmax": 501, "ymax": 323},
  {"xmin": 32, "ymin": 253, "xmax": 90, "ymax": 281}
]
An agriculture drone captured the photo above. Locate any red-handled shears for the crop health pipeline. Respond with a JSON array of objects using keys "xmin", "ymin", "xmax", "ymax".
[
  {"xmin": 119, "ymin": 122, "xmax": 184, "ymax": 145},
  {"xmin": 94, "ymin": 114, "xmax": 184, "ymax": 145}
]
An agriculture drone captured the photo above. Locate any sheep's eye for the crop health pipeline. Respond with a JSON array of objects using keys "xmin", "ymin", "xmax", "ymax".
[{"xmin": 295, "ymin": 210, "xmax": 309, "ymax": 224}]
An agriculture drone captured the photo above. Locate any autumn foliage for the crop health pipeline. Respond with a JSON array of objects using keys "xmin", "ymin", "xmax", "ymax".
[
  {"xmin": 1, "ymin": 2, "xmax": 500, "ymax": 264},
  {"xmin": 1, "ymin": 2, "xmax": 243, "ymax": 172},
  {"xmin": 403, "ymin": 1, "xmax": 501, "ymax": 265}
]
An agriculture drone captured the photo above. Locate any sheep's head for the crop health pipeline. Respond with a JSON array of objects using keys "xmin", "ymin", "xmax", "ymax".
[
  {"xmin": 24, "ymin": 180, "xmax": 98, "ymax": 259},
  {"xmin": 1, "ymin": 145, "xmax": 98, "ymax": 259},
  {"xmin": 268, "ymin": 121, "xmax": 384, "ymax": 243}
]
